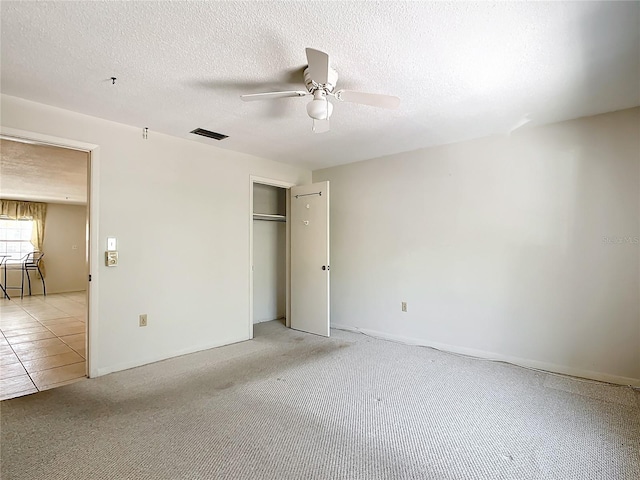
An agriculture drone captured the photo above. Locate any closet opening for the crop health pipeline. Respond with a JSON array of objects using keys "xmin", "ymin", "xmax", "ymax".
[{"xmin": 250, "ymin": 179, "xmax": 292, "ymax": 339}]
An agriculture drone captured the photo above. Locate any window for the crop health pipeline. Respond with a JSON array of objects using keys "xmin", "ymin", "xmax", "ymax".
[{"xmin": 0, "ymin": 218, "xmax": 35, "ymax": 261}]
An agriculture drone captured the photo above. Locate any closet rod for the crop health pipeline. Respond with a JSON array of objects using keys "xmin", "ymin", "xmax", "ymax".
[
  {"xmin": 294, "ymin": 191, "xmax": 322, "ymax": 199},
  {"xmin": 253, "ymin": 213, "xmax": 286, "ymax": 223}
]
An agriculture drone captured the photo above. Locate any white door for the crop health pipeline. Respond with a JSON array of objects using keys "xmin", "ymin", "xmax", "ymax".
[{"xmin": 290, "ymin": 181, "xmax": 330, "ymax": 337}]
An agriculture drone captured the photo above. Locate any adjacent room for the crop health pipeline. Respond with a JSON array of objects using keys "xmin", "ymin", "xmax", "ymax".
[
  {"xmin": 0, "ymin": 139, "xmax": 89, "ymax": 398},
  {"xmin": 0, "ymin": 2, "xmax": 638, "ymax": 479}
]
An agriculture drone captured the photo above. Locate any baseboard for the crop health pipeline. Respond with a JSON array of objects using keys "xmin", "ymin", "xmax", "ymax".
[
  {"xmin": 93, "ymin": 335, "xmax": 249, "ymax": 377},
  {"xmin": 332, "ymin": 323, "xmax": 640, "ymax": 388},
  {"xmin": 47, "ymin": 289, "xmax": 87, "ymax": 295}
]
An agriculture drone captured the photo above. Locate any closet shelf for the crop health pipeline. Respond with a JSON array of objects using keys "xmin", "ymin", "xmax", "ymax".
[{"xmin": 253, "ymin": 213, "xmax": 286, "ymax": 222}]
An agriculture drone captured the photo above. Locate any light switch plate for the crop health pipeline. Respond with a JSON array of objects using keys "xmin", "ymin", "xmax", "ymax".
[
  {"xmin": 105, "ymin": 251, "xmax": 118, "ymax": 267},
  {"xmin": 107, "ymin": 237, "xmax": 117, "ymax": 251}
]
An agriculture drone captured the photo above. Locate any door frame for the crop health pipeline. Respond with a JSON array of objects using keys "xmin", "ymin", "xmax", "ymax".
[
  {"xmin": 249, "ymin": 175, "xmax": 296, "ymax": 339},
  {"xmin": 0, "ymin": 126, "xmax": 99, "ymax": 378}
]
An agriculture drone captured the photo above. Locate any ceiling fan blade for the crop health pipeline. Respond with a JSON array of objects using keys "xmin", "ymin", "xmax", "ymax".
[
  {"xmin": 312, "ymin": 118, "xmax": 330, "ymax": 134},
  {"xmin": 335, "ymin": 90, "xmax": 400, "ymax": 109},
  {"xmin": 305, "ymin": 48, "xmax": 330, "ymax": 84},
  {"xmin": 240, "ymin": 91, "xmax": 308, "ymax": 102}
]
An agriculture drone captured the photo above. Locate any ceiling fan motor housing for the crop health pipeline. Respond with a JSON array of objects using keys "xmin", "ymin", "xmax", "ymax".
[{"xmin": 304, "ymin": 66, "xmax": 338, "ymax": 93}]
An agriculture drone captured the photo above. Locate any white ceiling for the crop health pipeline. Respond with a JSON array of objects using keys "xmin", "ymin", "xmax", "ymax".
[
  {"xmin": 0, "ymin": 139, "xmax": 88, "ymax": 205},
  {"xmin": 1, "ymin": 1, "xmax": 638, "ymax": 170}
]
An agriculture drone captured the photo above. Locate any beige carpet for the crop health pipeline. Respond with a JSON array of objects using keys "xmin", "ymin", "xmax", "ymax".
[{"xmin": 1, "ymin": 320, "xmax": 639, "ymax": 479}]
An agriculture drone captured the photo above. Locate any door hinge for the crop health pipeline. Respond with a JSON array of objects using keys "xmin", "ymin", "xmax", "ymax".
[
  {"xmin": 88, "ymin": 274, "xmax": 92, "ymax": 282},
  {"xmin": 322, "ymin": 265, "xmax": 330, "ymax": 271}
]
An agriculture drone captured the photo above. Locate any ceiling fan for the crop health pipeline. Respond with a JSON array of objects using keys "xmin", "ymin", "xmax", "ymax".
[{"xmin": 240, "ymin": 48, "xmax": 400, "ymax": 133}]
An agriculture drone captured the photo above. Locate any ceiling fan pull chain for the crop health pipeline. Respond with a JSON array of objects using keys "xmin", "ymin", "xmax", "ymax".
[{"xmin": 325, "ymin": 93, "xmax": 329, "ymax": 121}]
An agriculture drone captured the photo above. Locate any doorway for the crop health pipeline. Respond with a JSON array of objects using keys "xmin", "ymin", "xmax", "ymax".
[
  {"xmin": 252, "ymin": 183, "xmax": 286, "ymax": 328},
  {"xmin": 0, "ymin": 131, "xmax": 97, "ymax": 400},
  {"xmin": 249, "ymin": 176, "xmax": 295, "ymax": 339},
  {"xmin": 249, "ymin": 177, "xmax": 331, "ymax": 340}
]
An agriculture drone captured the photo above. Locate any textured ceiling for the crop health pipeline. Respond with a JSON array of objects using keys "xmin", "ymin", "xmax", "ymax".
[
  {"xmin": 1, "ymin": 1, "xmax": 638, "ymax": 170},
  {"xmin": 0, "ymin": 139, "xmax": 88, "ymax": 205}
]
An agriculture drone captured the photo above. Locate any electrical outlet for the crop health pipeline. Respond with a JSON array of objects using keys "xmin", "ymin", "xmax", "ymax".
[
  {"xmin": 402, "ymin": 302, "xmax": 407, "ymax": 312},
  {"xmin": 139, "ymin": 314, "xmax": 147, "ymax": 327}
]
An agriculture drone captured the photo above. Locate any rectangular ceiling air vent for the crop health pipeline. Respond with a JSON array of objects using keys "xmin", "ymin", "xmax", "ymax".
[{"xmin": 190, "ymin": 128, "xmax": 228, "ymax": 141}]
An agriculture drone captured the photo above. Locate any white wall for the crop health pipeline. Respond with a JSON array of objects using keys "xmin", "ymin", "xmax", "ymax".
[
  {"xmin": 1, "ymin": 94, "xmax": 311, "ymax": 376},
  {"xmin": 42, "ymin": 203, "xmax": 87, "ymax": 294},
  {"xmin": 253, "ymin": 221, "xmax": 286, "ymax": 323},
  {"xmin": 253, "ymin": 183, "xmax": 286, "ymax": 216},
  {"xmin": 314, "ymin": 108, "xmax": 640, "ymax": 386},
  {"xmin": 253, "ymin": 183, "xmax": 286, "ymax": 323}
]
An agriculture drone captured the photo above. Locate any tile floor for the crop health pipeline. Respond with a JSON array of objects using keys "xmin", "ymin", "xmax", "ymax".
[{"xmin": 0, "ymin": 291, "xmax": 87, "ymax": 401}]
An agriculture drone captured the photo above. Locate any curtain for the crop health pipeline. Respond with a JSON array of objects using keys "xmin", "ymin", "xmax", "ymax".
[{"xmin": 0, "ymin": 199, "xmax": 47, "ymax": 276}]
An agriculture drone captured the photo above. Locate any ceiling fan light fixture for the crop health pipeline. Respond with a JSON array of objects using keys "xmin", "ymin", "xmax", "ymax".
[{"xmin": 306, "ymin": 91, "xmax": 333, "ymax": 120}]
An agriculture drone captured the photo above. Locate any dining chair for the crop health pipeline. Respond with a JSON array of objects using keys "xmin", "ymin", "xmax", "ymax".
[
  {"xmin": 0, "ymin": 255, "xmax": 10, "ymax": 299},
  {"xmin": 19, "ymin": 251, "xmax": 46, "ymax": 298}
]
